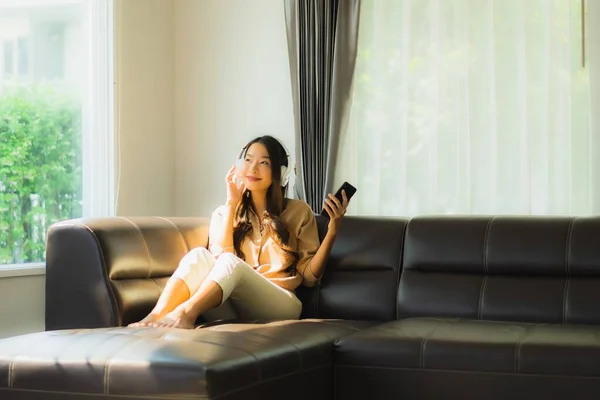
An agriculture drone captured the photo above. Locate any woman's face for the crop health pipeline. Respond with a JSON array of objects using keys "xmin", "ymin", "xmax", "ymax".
[{"xmin": 238, "ymin": 142, "xmax": 273, "ymax": 192}]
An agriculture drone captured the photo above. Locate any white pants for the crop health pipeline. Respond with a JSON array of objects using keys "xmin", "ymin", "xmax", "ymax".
[{"xmin": 171, "ymin": 247, "xmax": 303, "ymax": 321}]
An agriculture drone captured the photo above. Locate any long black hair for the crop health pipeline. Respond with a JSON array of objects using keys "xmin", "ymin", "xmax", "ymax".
[{"xmin": 232, "ymin": 135, "xmax": 299, "ymax": 272}]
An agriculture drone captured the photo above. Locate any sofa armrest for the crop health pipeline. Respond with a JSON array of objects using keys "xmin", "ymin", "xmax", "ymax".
[{"xmin": 45, "ymin": 216, "xmax": 209, "ymax": 330}]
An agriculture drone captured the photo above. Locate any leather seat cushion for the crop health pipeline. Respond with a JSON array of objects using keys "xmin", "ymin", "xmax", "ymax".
[
  {"xmin": 335, "ymin": 317, "xmax": 600, "ymax": 377},
  {"xmin": 0, "ymin": 319, "xmax": 374, "ymax": 399}
]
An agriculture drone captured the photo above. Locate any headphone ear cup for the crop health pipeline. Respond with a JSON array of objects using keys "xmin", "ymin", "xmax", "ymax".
[
  {"xmin": 235, "ymin": 158, "xmax": 244, "ymax": 170},
  {"xmin": 280, "ymin": 165, "xmax": 291, "ymax": 187}
]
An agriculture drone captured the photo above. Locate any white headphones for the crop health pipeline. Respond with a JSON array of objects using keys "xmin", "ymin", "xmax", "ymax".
[
  {"xmin": 280, "ymin": 163, "xmax": 292, "ymax": 187},
  {"xmin": 237, "ymin": 138, "xmax": 294, "ymax": 188}
]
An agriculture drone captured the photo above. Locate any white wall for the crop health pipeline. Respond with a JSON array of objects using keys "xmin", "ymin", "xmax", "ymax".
[
  {"xmin": 115, "ymin": 0, "xmax": 176, "ymax": 217},
  {"xmin": 174, "ymin": 0, "xmax": 295, "ymax": 217},
  {"xmin": 115, "ymin": 0, "xmax": 295, "ymax": 218},
  {"xmin": 0, "ymin": 274, "xmax": 45, "ymax": 339}
]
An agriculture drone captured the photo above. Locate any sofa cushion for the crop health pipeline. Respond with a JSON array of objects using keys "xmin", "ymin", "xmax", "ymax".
[
  {"xmin": 298, "ymin": 216, "xmax": 408, "ymax": 322},
  {"xmin": 0, "ymin": 319, "xmax": 374, "ymax": 400},
  {"xmin": 334, "ymin": 318, "xmax": 600, "ymax": 400},
  {"xmin": 336, "ymin": 317, "xmax": 600, "ymax": 375},
  {"xmin": 398, "ymin": 216, "xmax": 600, "ymax": 324}
]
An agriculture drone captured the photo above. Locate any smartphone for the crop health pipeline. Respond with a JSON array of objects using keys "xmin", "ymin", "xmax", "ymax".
[{"xmin": 321, "ymin": 181, "xmax": 357, "ymax": 217}]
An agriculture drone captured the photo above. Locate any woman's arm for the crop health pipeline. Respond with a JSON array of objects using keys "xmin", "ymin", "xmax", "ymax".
[
  {"xmin": 209, "ymin": 165, "xmax": 245, "ymax": 256},
  {"xmin": 307, "ymin": 190, "xmax": 349, "ymax": 278},
  {"xmin": 306, "ymin": 226, "xmax": 337, "ymax": 279},
  {"xmin": 208, "ymin": 202, "xmax": 236, "ymax": 256},
  {"xmin": 296, "ymin": 191, "xmax": 350, "ymax": 285}
]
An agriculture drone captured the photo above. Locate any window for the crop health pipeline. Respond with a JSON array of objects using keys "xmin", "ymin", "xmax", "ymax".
[
  {"xmin": 16, "ymin": 36, "xmax": 28, "ymax": 77},
  {"xmin": 338, "ymin": 0, "xmax": 598, "ymax": 217},
  {"xmin": 2, "ymin": 40, "xmax": 12, "ymax": 75},
  {"xmin": 0, "ymin": 0, "xmax": 114, "ymax": 266}
]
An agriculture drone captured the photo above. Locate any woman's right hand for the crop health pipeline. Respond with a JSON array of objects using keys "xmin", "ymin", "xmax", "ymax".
[{"xmin": 225, "ymin": 164, "xmax": 246, "ymax": 206}]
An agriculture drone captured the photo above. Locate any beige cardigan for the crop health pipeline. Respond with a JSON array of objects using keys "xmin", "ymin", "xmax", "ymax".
[{"xmin": 208, "ymin": 199, "xmax": 321, "ymax": 292}]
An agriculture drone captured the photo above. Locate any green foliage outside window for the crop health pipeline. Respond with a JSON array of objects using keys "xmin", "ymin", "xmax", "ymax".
[{"xmin": 0, "ymin": 84, "xmax": 82, "ymax": 264}]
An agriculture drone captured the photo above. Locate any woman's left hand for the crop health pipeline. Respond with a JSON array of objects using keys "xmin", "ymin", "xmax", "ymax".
[{"xmin": 323, "ymin": 190, "xmax": 349, "ymax": 234}]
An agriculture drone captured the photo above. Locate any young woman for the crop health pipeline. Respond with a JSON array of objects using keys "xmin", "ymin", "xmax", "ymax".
[{"xmin": 129, "ymin": 135, "xmax": 349, "ymax": 329}]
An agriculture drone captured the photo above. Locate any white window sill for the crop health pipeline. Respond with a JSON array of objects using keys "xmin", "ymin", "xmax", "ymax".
[{"xmin": 0, "ymin": 263, "xmax": 46, "ymax": 278}]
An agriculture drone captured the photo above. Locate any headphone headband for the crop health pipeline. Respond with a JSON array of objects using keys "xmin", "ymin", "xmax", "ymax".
[{"xmin": 238, "ymin": 137, "xmax": 290, "ymax": 161}]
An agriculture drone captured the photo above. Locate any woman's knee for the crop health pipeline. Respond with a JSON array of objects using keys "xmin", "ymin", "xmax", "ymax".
[
  {"xmin": 210, "ymin": 253, "xmax": 251, "ymax": 279},
  {"xmin": 215, "ymin": 252, "xmax": 244, "ymax": 268},
  {"xmin": 172, "ymin": 247, "xmax": 215, "ymax": 293},
  {"xmin": 187, "ymin": 246, "xmax": 212, "ymax": 258},
  {"xmin": 179, "ymin": 247, "xmax": 213, "ymax": 266}
]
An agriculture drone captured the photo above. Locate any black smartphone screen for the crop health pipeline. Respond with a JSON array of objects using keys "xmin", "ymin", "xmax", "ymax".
[{"xmin": 321, "ymin": 181, "xmax": 357, "ymax": 217}]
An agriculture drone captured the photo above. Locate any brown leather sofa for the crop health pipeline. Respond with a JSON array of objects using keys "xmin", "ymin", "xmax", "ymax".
[{"xmin": 1, "ymin": 214, "xmax": 600, "ymax": 399}]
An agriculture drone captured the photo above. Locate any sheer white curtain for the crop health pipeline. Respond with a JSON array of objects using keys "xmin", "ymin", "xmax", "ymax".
[{"xmin": 336, "ymin": 0, "xmax": 600, "ymax": 217}]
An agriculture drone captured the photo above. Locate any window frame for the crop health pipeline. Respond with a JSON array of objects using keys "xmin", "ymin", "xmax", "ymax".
[{"xmin": 0, "ymin": 0, "xmax": 115, "ymax": 274}]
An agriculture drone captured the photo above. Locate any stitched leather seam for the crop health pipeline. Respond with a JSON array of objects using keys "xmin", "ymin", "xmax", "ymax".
[
  {"xmin": 255, "ymin": 322, "xmax": 351, "ymax": 340},
  {"xmin": 207, "ymin": 323, "xmax": 338, "ymax": 341},
  {"xmin": 212, "ymin": 363, "xmax": 329, "ymax": 400},
  {"xmin": 334, "ymin": 364, "xmax": 600, "ymax": 380},
  {"xmin": 150, "ymin": 278, "xmax": 164, "ymax": 302},
  {"xmin": 218, "ymin": 329, "xmax": 304, "ymax": 369},
  {"xmin": 298, "ymin": 319, "xmax": 362, "ymax": 331},
  {"xmin": 483, "ymin": 217, "xmax": 494, "ymax": 274},
  {"xmin": 420, "ymin": 321, "xmax": 449, "ymax": 368},
  {"xmin": 563, "ymin": 218, "xmax": 575, "ymax": 324},
  {"xmin": 118, "ymin": 217, "xmax": 155, "ymax": 279},
  {"xmin": 0, "ymin": 387, "xmax": 205, "ymax": 399},
  {"xmin": 79, "ymin": 223, "xmax": 120, "ymax": 327},
  {"xmin": 103, "ymin": 335, "xmax": 148, "ymax": 394},
  {"xmin": 8, "ymin": 356, "xmax": 13, "ymax": 388},
  {"xmin": 395, "ymin": 221, "xmax": 408, "ymax": 320},
  {"xmin": 150, "ymin": 277, "xmax": 163, "ymax": 290},
  {"xmin": 477, "ymin": 275, "xmax": 488, "ymax": 320},
  {"xmin": 170, "ymin": 336, "xmax": 264, "ymax": 382},
  {"xmin": 562, "ymin": 277, "xmax": 570, "ymax": 324},
  {"xmin": 157, "ymin": 216, "xmax": 191, "ymax": 253},
  {"xmin": 514, "ymin": 324, "xmax": 541, "ymax": 373},
  {"xmin": 565, "ymin": 218, "xmax": 575, "ymax": 277},
  {"xmin": 8, "ymin": 332, "xmax": 82, "ymax": 389}
]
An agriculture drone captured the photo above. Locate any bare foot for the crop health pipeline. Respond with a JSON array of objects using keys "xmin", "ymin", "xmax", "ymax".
[
  {"xmin": 149, "ymin": 307, "xmax": 196, "ymax": 329},
  {"xmin": 128, "ymin": 313, "xmax": 161, "ymax": 327}
]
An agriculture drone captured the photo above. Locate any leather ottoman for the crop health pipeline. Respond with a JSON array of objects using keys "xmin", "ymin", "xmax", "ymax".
[{"xmin": 0, "ymin": 319, "xmax": 373, "ymax": 400}]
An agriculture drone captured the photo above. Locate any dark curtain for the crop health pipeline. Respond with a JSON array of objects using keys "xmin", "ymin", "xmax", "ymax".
[{"xmin": 285, "ymin": 0, "xmax": 361, "ymax": 212}]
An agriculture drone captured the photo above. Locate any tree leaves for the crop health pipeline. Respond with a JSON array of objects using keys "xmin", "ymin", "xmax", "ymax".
[{"xmin": 0, "ymin": 83, "xmax": 82, "ymax": 264}]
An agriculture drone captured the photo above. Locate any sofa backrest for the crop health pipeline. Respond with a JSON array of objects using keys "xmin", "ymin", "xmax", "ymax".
[
  {"xmin": 398, "ymin": 216, "xmax": 600, "ymax": 324},
  {"xmin": 46, "ymin": 217, "xmax": 209, "ymax": 329},
  {"xmin": 46, "ymin": 214, "xmax": 409, "ymax": 329},
  {"xmin": 297, "ymin": 215, "xmax": 408, "ymax": 321}
]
